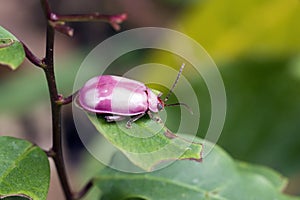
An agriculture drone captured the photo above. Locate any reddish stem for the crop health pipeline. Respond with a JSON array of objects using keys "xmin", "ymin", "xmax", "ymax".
[
  {"xmin": 22, "ymin": 42, "xmax": 45, "ymax": 68},
  {"xmin": 51, "ymin": 13, "xmax": 127, "ymax": 31}
]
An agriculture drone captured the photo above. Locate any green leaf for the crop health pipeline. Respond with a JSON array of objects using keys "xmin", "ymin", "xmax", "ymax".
[
  {"xmin": 87, "ymin": 113, "xmax": 202, "ymax": 171},
  {"xmin": 0, "ymin": 136, "xmax": 50, "ymax": 200},
  {"xmin": 236, "ymin": 161, "xmax": 288, "ymax": 191},
  {"xmin": 93, "ymin": 138, "xmax": 299, "ymax": 200},
  {"xmin": 0, "ymin": 26, "xmax": 25, "ymax": 70}
]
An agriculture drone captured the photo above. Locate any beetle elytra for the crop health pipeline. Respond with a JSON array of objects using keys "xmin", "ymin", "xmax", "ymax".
[{"xmin": 77, "ymin": 63, "xmax": 190, "ymax": 128}]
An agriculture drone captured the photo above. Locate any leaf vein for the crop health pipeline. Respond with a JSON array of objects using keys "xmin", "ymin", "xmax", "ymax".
[{"xmin": 0, "ymin": 144, "xmax": 35, "ymax": 186}]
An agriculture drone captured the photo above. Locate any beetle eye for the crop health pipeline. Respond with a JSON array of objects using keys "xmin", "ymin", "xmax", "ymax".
[{"xmin": 157, "ymin": 103, "xmax": 163, "ymax": 111}]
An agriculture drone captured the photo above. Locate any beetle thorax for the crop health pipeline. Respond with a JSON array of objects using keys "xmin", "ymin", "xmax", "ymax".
[{"xmin": 146, "ymin": 89, "xmax": 164, "ymax": 113}]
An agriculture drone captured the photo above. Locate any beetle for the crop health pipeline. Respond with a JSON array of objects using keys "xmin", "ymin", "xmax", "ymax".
[{"xmin": 77, "ymin": 63, "xmax": 190, "ymax": 128}]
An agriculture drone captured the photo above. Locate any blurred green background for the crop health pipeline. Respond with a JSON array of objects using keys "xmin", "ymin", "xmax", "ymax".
[{"xmin": 0, "ymin": 0, "xmax": 300, "ymax": 198}]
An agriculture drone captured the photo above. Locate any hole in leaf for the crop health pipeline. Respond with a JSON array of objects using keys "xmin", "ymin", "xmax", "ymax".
[
  {"xmin": 1, "ymin": 194, "xmax": 32, "ymax": 200},
  {"xmin": 0, "ymin": 38, "xmax": 15, "ymax": 48}
]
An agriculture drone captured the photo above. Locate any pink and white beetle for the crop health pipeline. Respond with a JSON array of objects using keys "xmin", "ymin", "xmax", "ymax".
[{"xmin": 77, "ymin": 63, "xmax": 190, "ymax": 128}]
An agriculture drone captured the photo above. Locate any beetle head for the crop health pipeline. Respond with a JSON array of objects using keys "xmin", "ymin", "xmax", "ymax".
[{"xmin": 157, "ymin": 97, "xmax": 165, "ymax": 111}]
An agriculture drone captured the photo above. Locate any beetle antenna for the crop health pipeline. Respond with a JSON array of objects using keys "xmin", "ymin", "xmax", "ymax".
[
  {"xmin": 165, "ymin": 102, "xmax": 193, "ymax": 115},
  {"xmin": 164, "ymin": 63, "xmax": 185, "ymax": 102}
]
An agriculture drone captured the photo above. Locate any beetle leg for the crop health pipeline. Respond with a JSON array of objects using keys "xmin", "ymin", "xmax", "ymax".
[
  {"xmin": 104, "ymin": 115, "xmax": 126, "ymax": 122},
  {"xmin": 126, "ymin": 113, "xmax": 146, "ymax": 128},
  {"xmin": 147, "ymin": 111, "xmax": 163, "ymax": 124}
]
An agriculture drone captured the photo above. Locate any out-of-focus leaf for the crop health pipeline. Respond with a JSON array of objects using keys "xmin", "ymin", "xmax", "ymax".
[
  {"xmin": 87, "ymin": 113, "xmax": 202, "ymax": 171},
  {"xmin": 0, "ymin": 136, "xmax": 50, "ymax": 200},
  {"xmin": 0, "ymin": 26, "xmax": 25, "ymax": 70},
  {"xmin": 180, "ymin": 0, "xmax": 300, "ymax": 61},
  {"xmin": 217, "ymin": 58, "xmax": 300, "ymax": 175},
  {"xmin": 93, "ymin": 138, "xmax": 299, "ymax": 200}
]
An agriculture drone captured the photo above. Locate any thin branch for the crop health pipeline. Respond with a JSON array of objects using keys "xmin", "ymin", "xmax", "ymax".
[
  {"xmin": 50, "ymin": 22, "xmax": 74, "ymax": 37},
  {"xmin": 22, "ymin": 42, "xmax": 45, "ymax": 68},
  {"xmin": 40, "ymin": 0, "xmax": 52, "ymax": 19},
  {"xmin": 40, "ymin": 0, "xmax": 74, "ymax": 36},
  {"xmin": 41, "ymin": 0, "xmax": 126, "ymax": 35},
  {"xmin": 72, "ymin": 179, "xmax": 94, "ymax": 200},
  {"xmin": 40, "ymin": 1, "xmax": 73, "ymax": 199},
  {"xmin": 43, "ymin": 31, "xmax": 74, "ymax": 199},
  {"xmin": 44, "ymin": 149, "xmax": 56, "ymax": 157},
  {"xmin": 57, "ymin": 91, "xmax": 79, "ymax": 105},
  {"xmin": 51, "ymin": 13, "xmax": 127, "ymax": 31}
]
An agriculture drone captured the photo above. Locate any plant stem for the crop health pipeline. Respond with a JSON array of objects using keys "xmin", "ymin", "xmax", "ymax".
[
  {"xmin": 56, "ymin": 91, "xmax": 79, "ymax": 106},
  {"xmin": 38, "ymin": 0, "xmax": 126, "ymax": 199},
  {"xmin": 73, "ymin": 179, "xmax": 94, "ymax": 200},
  {"xmin": 22, "ymin": 42, "xmax": 45, "ymax": 68},
  {"xmin": 44, "ymin": 26, "xmax": 74, "ymax": 200},
  {"xmin": 51, "ymin": 13, "xmax": 127, "ymax": 31},
  {"xmin": 41, "ymin": 0, "xmax": 73, "ymax": 199}
]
